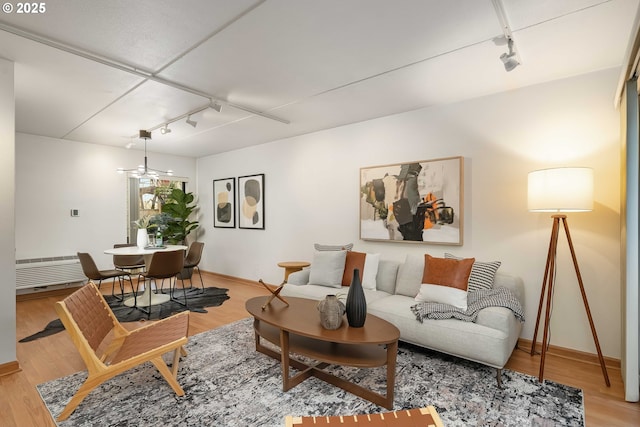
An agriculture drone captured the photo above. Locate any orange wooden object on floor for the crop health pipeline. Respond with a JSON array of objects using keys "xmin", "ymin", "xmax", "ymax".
[{"xmin": 284, "ymin": 406, "xmax": 444, "ymax": 427}]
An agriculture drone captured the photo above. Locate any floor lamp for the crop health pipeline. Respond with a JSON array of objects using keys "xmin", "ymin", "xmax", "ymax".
[{"xmin": 527, "ymin": 167, "xmax": 610, "ymax": 386}]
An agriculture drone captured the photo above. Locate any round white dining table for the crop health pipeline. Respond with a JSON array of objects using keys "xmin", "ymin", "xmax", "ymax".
[{"xmin": 104, "ymin": 244, "xmax": 188, "ymax": 308}]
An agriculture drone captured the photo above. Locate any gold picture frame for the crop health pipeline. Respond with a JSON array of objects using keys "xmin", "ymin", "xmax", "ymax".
[{"xmin": 360, "ymin": 156, "xmax": 463, "ymax": 245}]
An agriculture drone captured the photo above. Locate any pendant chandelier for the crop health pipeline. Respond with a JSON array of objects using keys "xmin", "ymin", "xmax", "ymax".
[{"xmin": 116, "ymin": 130, "xmax": 173, "ymax": 178}]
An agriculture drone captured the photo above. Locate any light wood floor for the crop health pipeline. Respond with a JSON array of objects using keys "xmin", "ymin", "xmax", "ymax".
[{"xmin": 1, "ymin": 272, "xmax": 639, "ymax": 426}]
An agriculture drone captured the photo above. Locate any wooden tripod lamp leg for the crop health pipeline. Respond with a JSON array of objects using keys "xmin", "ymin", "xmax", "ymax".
[
  {"xmin": 530, "ymin": 217, "xmax": 560, "ymax": 356},
  {"xmin": 531, "ymin": 216, "xmax": 561, "ymax": 382},
  {"xmin": 531, "ymin": 215, "xmax": 610, "ymax": 387},
  {"xmin": 561, "ymin": 216, "xmax": 610, "ymax": 387}
]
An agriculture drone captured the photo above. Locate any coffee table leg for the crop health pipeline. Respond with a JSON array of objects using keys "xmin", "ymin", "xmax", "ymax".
[
  {"xmin": 280, "ymin": 329, "xmax": 291, "ymax": 390},
  {"xmin": 386, "ymin": 341, "xmax": 398, "ymax": 408}
]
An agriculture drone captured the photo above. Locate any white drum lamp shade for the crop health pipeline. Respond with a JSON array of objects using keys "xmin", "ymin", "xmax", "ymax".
[{"xmin": 528, "ymin": 167, "xmax": 593, "ymax": 212}]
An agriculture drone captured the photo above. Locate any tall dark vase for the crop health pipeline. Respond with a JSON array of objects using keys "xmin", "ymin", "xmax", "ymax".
[{"xmin": 346, "ymin": 268, "xmax": 367, "ymax": 327}]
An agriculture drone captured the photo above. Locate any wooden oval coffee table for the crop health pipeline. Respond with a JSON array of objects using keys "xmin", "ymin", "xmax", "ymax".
[{"xmin": 245, "ymin": 296, "xmax": 400, "ymax": 409}]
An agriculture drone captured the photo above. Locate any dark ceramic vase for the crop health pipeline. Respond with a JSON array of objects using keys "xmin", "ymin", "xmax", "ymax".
[{"xmin": 346, "ymin": 268, "xmax": 367, "ymax": 327}]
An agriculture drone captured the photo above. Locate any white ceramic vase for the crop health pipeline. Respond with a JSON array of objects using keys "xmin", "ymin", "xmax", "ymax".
[{"xmin": 136, "ymin": 228, "xmax": 148, "ymax": 249}]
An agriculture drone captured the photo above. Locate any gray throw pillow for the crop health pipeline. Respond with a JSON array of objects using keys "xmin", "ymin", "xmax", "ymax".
[
  {"xmin": 314, "ymin": 243, "xmax": 354, "ymax": 251},
  {"xmin": 308, "ymin": 250, "xmax": 347, "ymax": 288},
  {"xmin": 444, "ymin": 253, "xmax": 501, "ymax": 292}
]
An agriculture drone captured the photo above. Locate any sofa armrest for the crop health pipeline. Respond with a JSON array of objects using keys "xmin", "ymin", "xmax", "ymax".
[
  {"xmin": 286, "ymin": 269, "xmax": 310, "ymax": 286},
  {"xmin": 494, "ymin": 273, "xmax": 525, "ymax": 307}
]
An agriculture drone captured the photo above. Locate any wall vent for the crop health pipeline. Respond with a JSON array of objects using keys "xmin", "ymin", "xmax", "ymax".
[{"xmin": 15, "ymin": 256, "xmax": 85, "ymax": 289}]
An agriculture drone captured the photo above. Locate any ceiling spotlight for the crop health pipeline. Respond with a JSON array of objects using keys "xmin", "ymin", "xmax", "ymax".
[
  {"xmin": 160, "ymin": 124, "xmax": 172, "ymax": 134},
  {"xmin": 211, "ymin": 102, "xmax": 222, "ymax": 113},
  {"xmin": 186, "ymin": 115, "xmax": 197, "ymax": 128},
  {"xmin": 500, "ymin": 37, "xmax": 520, "ymax": 72}
]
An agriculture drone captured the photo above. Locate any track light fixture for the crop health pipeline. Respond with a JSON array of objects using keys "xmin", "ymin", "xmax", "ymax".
[
  {"xmin": 500, "ymin": 37, "xmax": 520, "ymax": 72},
  {"xmin": 211, "ymin": 102, "xmax": 222, "ymax": 113},
  {"xmin": 186, "ymin": 115, "xmax": 197, "ymax": 128},
  {"xmin": 116, "ymin": 130, "xmax": 173, "ymax": 178},
  {"xmin": 160, "ymin": 124, "xmax": 172, "ymax": 134}
]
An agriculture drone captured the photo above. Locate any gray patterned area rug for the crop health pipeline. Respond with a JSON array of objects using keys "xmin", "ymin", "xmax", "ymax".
[{"xmin": 37, "ymin": 318, "xmax": 584, "ymax": 426}]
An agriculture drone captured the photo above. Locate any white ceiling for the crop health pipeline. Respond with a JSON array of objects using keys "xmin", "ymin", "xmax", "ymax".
[{"xmin": 0, "ymin": 0, "xmax": 638, "ymax": 157}]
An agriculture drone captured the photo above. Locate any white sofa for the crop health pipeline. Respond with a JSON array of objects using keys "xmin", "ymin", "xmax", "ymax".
[{"xmin": 280, "ymin": 254, "xmax": 525, "ymax": 385}]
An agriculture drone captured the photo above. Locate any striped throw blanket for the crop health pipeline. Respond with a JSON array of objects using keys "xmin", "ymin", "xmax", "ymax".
[{"xmin": 411, "ymin": 286, "xmax": 525, "ymax": 323}]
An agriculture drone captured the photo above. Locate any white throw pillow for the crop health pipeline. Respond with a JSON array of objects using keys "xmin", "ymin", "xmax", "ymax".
[
  {"xmin": 361, "ymin": 253, "xmax": 380, "ymax": 290},
  {"xmin": 308, "ymin": 250, "xmax": 347, "ymax": 288},
  {"xmin": 415, "ymin": 283, "xmax": 468, "ymax": 311}
]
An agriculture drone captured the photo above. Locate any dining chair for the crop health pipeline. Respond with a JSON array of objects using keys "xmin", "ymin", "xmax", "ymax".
[
  {"xmin": 77, "ymin": 252, "xmax": 131, "ymax": 301},
  {"xmin": 54, "ymin": 281, "xmax": 189, "ymax": 421},
  {"xmin": 182, "ymin": 242, "xmax": 205, "ymax": 293},
  {"xmin": 137, "ymin": 250, "xmax": 186, "ymax": 316},
  {"xmin": 112, "ymin": 243, "xmax": 146, "ymax": 273}
]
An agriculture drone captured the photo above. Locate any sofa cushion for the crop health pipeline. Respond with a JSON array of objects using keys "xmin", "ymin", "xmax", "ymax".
[
  {"xmin": 415, "ymin": 283, "xmax": 468, "ymax": 310},
  {"xmin": 395, "ymin": 254, "xmax": 424, "ymax": 297},
  {"xmin": 308, "ymin": 250, "xmax": 347, "ymax": 288},
  {"xmin": 286, "ymin": 268, "xmax": 310, "ymax": 286},
  {"xmin": 415, "ymin": 255, "xmax": 475, "ymax": 310},
  {"xmin": 445, "ymin": 253, "xmax": 501, "ymax": 292},
  {"xmin": 376, "ymin": 260, "xmax": 399, "ymax": 294},
  {"xmin": 361, "ymin": 253, "xmax": 380, "ymax": 290},
  {"xmin": 342, "ymin": 251, "xmax": 366, "ymax": 285},
  {"xmin": 422, "ymin": 254, "xmax": 474, "ymax": 291},
  {"xmin": 341, "ymin": 251, "xmax": 380, "ymax": 290},
  {"xmin": 280, "ymin": 283, "xmax": 390, "ymax": 305}
]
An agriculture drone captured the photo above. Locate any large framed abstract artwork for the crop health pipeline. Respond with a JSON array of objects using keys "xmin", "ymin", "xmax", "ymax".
[
  {"xmin": 238, "ymin": 173, "xmax": 265, "ymax": 230},
  {"xmin": 213, "ymin": 177, "xmax": 236, "ymax": 228},
  {"xmin": 360, "ymin": 156, "xmax": 463, "ymax": 245}
]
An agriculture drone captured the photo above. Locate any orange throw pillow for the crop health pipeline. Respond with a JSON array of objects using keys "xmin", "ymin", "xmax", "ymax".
[
  {"xmin": 422, "ymin": 254, "xmax": 475, "ymax": 291},
  {"xmin": 342, "ymin": 251, "xmax": 366, "ymax": 286}
]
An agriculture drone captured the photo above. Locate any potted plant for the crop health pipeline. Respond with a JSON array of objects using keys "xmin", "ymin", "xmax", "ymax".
[
  {"xmin": 161, "ymin": 188, "xmax": 199, "ymax": 245},
  {"xmin": 158, "ymin": 189, "xmax": 199, "ymax": 279}
]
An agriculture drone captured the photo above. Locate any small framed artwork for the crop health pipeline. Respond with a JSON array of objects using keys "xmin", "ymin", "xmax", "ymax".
[
  {"xmin": 238, "ymin": 173, "xmax": 265, "ymax": 230},
  {"xmin": 213, "ymin": 178, "xmax": 236, "ymax": 228},
  {"xmin": 360, "ymin": 156, "xmax": 463, "ymax": 245}
]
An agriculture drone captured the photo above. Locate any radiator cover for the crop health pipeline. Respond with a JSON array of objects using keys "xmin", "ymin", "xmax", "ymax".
[{"xmin": 15, "ymin": 256, "xmax": 85, "ymax": 289}]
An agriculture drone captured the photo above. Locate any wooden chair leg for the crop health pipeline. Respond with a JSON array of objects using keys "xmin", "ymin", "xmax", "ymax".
[
  {"xmin": 57, "ymin": 377, "xmax": 102, "ymax": 421},
  {"xmin": 150, "ymin": 357, "xmax": 185, "ymax": 396},
  {"xmin": 171, "ymin": 348, "xmax": 181, "ymax": 377}
]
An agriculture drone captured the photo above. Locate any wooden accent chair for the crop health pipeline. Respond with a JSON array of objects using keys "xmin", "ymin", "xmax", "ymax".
[
  {"xmin": 54, "ymin": 281, "xmax": 189, "ymax": 421},
  {"xmin": 77, "ymin": 252, "xmax": 131, "ymax": 301}
]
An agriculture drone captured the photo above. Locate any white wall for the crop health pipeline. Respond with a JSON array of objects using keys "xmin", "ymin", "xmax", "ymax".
[
  {"xmin": 15, "ymin": 134, "xmax": 197, "ymax": 270},
  {"xmin": 197, "ymin": 68, "xmax": 622, "ymax": 358},
  {"xmin": 0, "ymin": 58, "xmax": 16, "ymax": 365}
]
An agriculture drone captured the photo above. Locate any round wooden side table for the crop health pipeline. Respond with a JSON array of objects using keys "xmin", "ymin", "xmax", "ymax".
[
  {"xmin": 277, "ymin": 261, "xmax": 311, "ymax": 282},
  {"xmin": 258, "ymin": 261, "xmax": 311, "ymax": 311}
]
